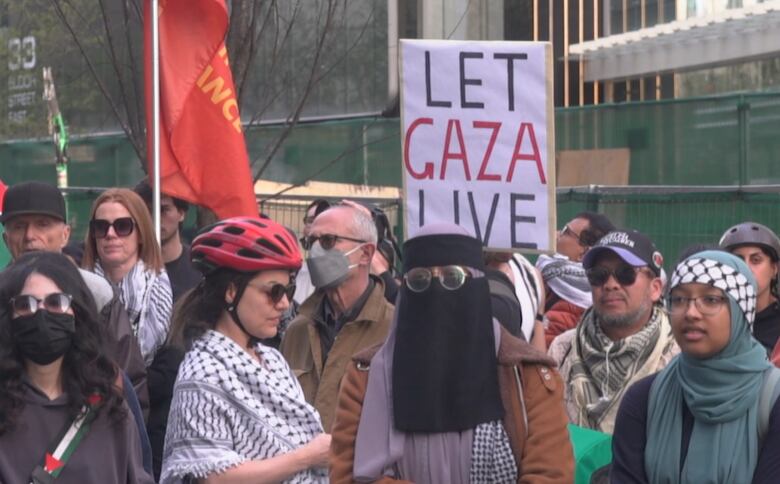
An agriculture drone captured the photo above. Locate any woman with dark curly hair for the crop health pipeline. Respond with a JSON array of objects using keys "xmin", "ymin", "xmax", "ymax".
[{"xmin": 0, "ymin": 251, "xmax": 153, "ymax": 483}]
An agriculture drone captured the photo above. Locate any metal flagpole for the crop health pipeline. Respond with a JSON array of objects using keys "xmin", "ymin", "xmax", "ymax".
[{"xmin": 152, "ymin": 0, "xmax": 162, "ymax": 244}]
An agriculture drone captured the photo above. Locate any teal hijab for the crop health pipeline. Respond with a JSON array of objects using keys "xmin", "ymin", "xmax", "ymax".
[{"xmin": 645, "ymin": 250, "xmax": 771, "ymax": 484}]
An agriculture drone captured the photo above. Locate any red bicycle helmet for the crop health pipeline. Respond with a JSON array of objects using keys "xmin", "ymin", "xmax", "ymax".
[{"xmin": 191, "ymin": 216, "xmax": 302, "ymax": 274}]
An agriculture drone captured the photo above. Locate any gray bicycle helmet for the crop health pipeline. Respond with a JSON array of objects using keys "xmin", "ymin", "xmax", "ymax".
[
  {"xmin": 719, "ymin": 222, "xmax": 780, "ymax": 261},
  {"xmin": 720, "ymin": 221, "xmax": 780, "ymax": 302}
]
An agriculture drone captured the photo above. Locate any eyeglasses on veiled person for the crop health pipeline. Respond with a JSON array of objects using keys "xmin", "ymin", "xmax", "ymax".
[{"xmin": 404, "ymin": 265, "xmax": 481, "ymax": 292}]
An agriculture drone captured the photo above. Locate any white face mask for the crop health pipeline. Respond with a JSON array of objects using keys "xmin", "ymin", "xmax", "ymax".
[{"xmin": 306, "ymin": 242, "xmax": 364, "ymax": 289}]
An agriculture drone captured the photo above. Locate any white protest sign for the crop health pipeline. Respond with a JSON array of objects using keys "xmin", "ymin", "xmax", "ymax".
[{"xmin": 400, "ymin": 39, "xmax": 555, "ymax": 252}]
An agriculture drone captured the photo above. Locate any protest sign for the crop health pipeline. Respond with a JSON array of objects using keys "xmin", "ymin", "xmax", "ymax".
[{"xmin": 400, "ymin": 39, "xmax": 555, "ymax": 252}]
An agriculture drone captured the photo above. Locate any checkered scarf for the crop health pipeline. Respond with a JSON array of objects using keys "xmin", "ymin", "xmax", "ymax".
[
  {"xmin": 161, "ymin": 330, "xmax": 326, "ymax": 484},
  {"xmin": 671, "ymin": 255, "xmax": 757, "ymax": 325},
  {"xmin": 646, "ymin": 250, "xmax": 768, "ymax": 484},
  {"xmin": 95, "ymin": 259, "xmax": 172, "ymax": 365},
  {"xmin": 469, "ymin": 420, "xmax": 518, "ymax": 482},
  {"xmin": 568, "ymin": 306, "xmax": 673, "ymax": 432}
]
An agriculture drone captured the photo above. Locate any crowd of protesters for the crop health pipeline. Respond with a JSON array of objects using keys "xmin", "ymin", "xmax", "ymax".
[{"xmin": 1, "ymin": 179, "xmax": 780, "ymax": 483}]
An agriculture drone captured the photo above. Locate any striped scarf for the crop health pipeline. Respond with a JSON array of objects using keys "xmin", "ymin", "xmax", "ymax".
[
  {"xmin": 569, "ymin": 306, "xmax": 673, "ymax": 432},
  {"xmin": 95, "ymin": 260, "xmax": 172, "ymax": 365},
  {"xmin": 161, "ymin": 330, "xmax": 326, "ymax": 484}
]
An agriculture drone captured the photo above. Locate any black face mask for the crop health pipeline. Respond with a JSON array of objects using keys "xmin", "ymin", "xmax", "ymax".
[{"xmin": 11, "ymin": 311, "xmax": 76, "ymax": 365}]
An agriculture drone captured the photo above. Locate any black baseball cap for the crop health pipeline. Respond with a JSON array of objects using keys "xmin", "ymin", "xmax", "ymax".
[
  {"xmin": 0, "ymin": 181, "xmax": 66, "ymax": 224},
  {"xmin": 582, "ymin": 229, "xmax": 663, "ymax": 276}
]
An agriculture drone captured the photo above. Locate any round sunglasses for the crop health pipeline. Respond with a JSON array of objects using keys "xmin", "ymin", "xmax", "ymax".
[
  {"xmin": 11, "ymin": 293, "xmax": 73, "ymax": 317},
  {"xmin": 586, "ymin": 265, "xmax": 644, "ymax": 286},
  {"xmin": 90, "ymin": 217, "xmax": 135, "ymax": 239},
  {"xmin": 404, "ymin": 265, "xmax": 474, "ymax": 292}
]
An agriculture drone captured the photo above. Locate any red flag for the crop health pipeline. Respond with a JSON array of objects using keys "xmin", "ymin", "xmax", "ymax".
[
  {"xmin": 144, "ymin": 0, "xmax": 257, "ymax": 218},
  {"xmin": 44, "ymin": 453, "xmax": 63, "ymax": 473},
  {"xmin": 0, "ymin": 180, "xmax": 6, "ymax": 212}
]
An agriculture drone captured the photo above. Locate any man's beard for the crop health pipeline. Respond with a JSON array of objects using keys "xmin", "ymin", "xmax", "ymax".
[{"xmin": 597, "ymin": 295, "xmax": 653, "ymax": 329}]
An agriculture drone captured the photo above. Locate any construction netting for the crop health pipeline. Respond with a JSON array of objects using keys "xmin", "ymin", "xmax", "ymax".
[
  {"xmin": 46, "ymin": 185, "xmax": 779, "ymax": 278},
  {"xmin": 556, "ymin": 92, "xmax": 780, "ymax": 186},
  {"xmin": 557, "ymin": 186, "xmax": 780, "ymax": 267}
]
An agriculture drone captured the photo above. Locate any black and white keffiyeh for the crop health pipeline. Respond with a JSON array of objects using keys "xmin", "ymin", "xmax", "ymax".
[
  {"xmin": 469, "ymin": 420, "xmax": 519, "ymax": 483},
  {"xmin": 536, "ymin": 254, "xmax": 592, "ymax": 309},
  {"xmin": 671, "ymin": 256, "xmax": 757, "ymax": 323},
  {"xmin": 161, "ymin": 330, "xmax": 326, "ymax": 484},
  {"xmin": 95, "ymin": 259, "xmax": 172, "ymax": 365}
]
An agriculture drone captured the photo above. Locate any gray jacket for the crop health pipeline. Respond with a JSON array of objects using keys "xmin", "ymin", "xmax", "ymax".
[{"xmin": 78, "ymin": 268, "xmax": 149, "ymax": 418}]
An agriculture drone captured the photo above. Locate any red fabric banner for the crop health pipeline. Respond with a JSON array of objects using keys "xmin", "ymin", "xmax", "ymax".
[
  {"xmin": 144, "ymin": 0, "xmax": 258, "ymax": 218},
  {"xmin": 0, "ymin": 180, "xmax": 6, "ymax": 212}
]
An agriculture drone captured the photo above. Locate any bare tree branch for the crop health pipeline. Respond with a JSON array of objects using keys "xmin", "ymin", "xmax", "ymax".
[
  {"xmin": 122, "ymin": 0, "xmax": 145, "ymax": 148},
  {"xmin": 97, "ymin": 0, "xmax": 136, "ymax": 139},
  {"xmin": 260, "ymin": 122, "xmax": 399, "ymax": 201},
  {"xmin": 50, "ymin": 0, "xmax": 145, "ymax": 163},
  {"xmin": 245, "ymin": 0, "xmax": 303, "ymax": 126},
  {"xmin": 235, "ymin": 0, "xmax": 276, "ymax": 106},
  {"xmin": 253, "ymin": 0, "xmax": 340, "ymax": 180}
]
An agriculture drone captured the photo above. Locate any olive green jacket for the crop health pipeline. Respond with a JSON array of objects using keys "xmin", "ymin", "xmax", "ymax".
[{"xmin": 280, "ymin": 277, "xmax": 394, "ymax": 430}]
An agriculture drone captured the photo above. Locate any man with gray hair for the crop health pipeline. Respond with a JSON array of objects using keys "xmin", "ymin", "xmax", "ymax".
[{"xmin": 281, "ymin": 203, "xmax": 394, "ymax": 431}]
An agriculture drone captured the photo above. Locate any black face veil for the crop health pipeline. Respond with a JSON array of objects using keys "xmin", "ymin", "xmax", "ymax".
[{"xmin": 392, "ymin": 233, "xmax": 504, "ymax": 433}]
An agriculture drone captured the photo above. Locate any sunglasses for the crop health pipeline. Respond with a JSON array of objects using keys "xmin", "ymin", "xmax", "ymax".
[
  {"xmin": 561, "ymin": 224, "xmax": 587, "ymax": 246},
  {"xmin": 90, "ymin": 217, "xmax": 135, "ymax": 239},
  {"xmin": 586, "ymin": 265, "xmax": 644, "ymax": 286},
  {"xmin": 302, "ymin": 233, "xmax": 366, "ymax": 251},
  {"xmin": 253, "ymin": 283, "xmax": 296, "ymax": 304},
  {"xmin": 11, "ymin": 293, "xmax": 73, "ymax": 317},
  {"xmin": 404, "ymin": 265, "xmax": 473, "ymax": 292}
]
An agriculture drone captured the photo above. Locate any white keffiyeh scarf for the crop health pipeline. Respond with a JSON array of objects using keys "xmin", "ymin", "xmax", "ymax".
[
  {"xmin": 161, "ymin": 330, "xmax": 327, "ymax": 484},
  {"xmin": 95, "ymin": 259, "xmax": 172, "ymax": 365}
]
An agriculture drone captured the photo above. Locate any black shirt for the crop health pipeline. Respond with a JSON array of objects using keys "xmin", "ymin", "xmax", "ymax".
[
  {"xmin": 754, "ymin": 302, "xmax": 780, "ymax": 355},
  {"xmin": 378, "ymin": 270, "xmax": 399, "ymax": 304},
  {"xmin": 165, "ymin": 244, "xmax": 201, "ymax": 303},
  {"xmin": 316, "ymin": 278, "xmax": 375, "ymax": 363},
  {"xmin": 485, "ymin": 268, "xmax": 524, "ymax": 339}
]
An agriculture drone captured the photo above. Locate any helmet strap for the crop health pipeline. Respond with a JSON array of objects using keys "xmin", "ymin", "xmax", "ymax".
[{"xmin": 225, "ymin": 279, "xmax": 260, "ymax": 348}]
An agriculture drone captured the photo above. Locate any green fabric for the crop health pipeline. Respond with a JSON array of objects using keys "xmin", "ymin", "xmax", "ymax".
[
  {"xmin": 645, "ymin": 251, "xmax": 771, "ymax": 484},
  {"xmin": 568, "ymin": 424, "xmax": 612, "ymax": 484},
  {"xmin": 0, "ymin": 225, "xmax": 10, "ymax": 268}
]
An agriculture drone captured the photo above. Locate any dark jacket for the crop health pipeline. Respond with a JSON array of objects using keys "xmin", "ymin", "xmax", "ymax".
[
  {"xmin": 0, "ymin": 379, "xmax": 153, "ymax": 484},
  {"xmin": 755, "ymin": 303, "xmax": 780, "ymax": 355},
  {"xmin": 611, "ymin": 373, "xmax": 780, "ymax": 483},
  {"xmin": 79, "ymin": 269, "xmax": 148, "ymax": 417},
  {"xmin": 487, "ymin": 268, "xmax": 524, "ymax": 338},
  {"xmin": 330, "ymin": 326, "xmax": 575, "ymax": 484},
  {"xmin": 146, "ymin": 345, "xmax": 185, "ymax": 480}
]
